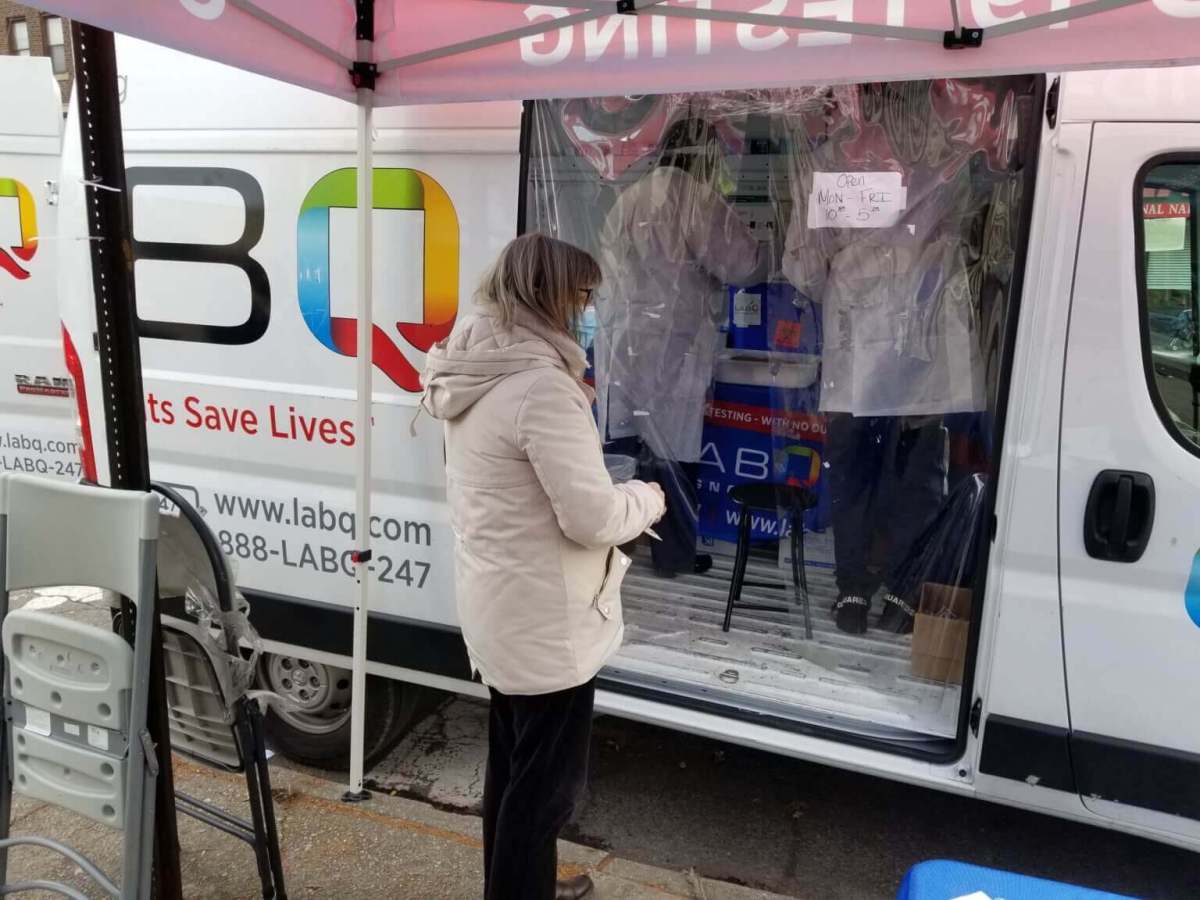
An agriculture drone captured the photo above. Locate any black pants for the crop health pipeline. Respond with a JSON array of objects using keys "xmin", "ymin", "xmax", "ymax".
[
  {"xmin": 483, "ymin": 679, "xmax": 596, "ymax": 900},
  {"xmin": 640, "ymin": 453, "xmax": 699, "ymax": 574},
  {"xmin": 825, "ymin": 414, "xmax": 947, "ymax": 601},
  {"xmin": 606, "ymin": 437, "xmax": 699, "ymax": 574}
]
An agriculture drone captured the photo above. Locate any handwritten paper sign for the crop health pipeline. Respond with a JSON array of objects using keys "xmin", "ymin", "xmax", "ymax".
[{"xmin": 808, "ymin": 172, "xmax": 907, "ymax": 229}]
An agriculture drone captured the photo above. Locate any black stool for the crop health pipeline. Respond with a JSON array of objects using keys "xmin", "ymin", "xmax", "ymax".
[{"xmin": 724, "ymin": 483, "xmax": 817, "ymax": 638}]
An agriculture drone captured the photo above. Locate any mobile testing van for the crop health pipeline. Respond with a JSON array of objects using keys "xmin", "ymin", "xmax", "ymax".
[{"xmin": 9, "ymin": 0, "xmax": 1200, "ymax": 855}]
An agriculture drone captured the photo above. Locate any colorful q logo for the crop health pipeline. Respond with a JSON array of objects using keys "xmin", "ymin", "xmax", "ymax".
[
  {"xmin": 297, "ymin": 168, "xmax": 459, "ymax": 392},
  {"xmin": 783, "ymin": 444, "xmax": 822, "ymax": 486},
  {"xmin": 0, "ymin": 178, "xmax": 37, "ymax": 280}
]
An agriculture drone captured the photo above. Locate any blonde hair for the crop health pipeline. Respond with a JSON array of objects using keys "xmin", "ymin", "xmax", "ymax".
[{"xmin": 477, "ymin": 233, "xmax": 601, "ymax": 334}]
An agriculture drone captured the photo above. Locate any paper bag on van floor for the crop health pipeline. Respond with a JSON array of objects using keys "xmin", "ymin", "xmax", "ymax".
[{"xmin": 911, "ymin": 583, "xmax": 972, "ymax": 685}]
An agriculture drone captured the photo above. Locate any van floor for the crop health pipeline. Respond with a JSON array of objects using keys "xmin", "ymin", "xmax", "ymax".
[{"xmin": 608, "ymin": 543, "xmax": 961, "ymax": 741}]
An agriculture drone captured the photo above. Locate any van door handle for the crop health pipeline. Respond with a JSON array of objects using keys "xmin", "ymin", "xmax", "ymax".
[{"xmin": 1084, "ymin": 470, "xmax": 1155, "ymax": 563}]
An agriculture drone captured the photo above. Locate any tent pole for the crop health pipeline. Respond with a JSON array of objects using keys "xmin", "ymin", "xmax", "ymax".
[{"xmin": 346, "ymin": 84, "xmax": 375, "ymax": 803}]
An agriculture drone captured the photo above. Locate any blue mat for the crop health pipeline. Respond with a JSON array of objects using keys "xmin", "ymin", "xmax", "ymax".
[{"xmin": 898, "ymin": 860, "xmax": 1138, "ymax": 900}]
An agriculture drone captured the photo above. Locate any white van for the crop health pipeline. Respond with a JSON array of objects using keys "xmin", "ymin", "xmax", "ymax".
[
  {"xmin": 0, "ymin": 57, "xmax": 76, "ymax": 484},
  {"xmin": 48, "ymin": 38, "xmax": 1200, "ymax": 851}
]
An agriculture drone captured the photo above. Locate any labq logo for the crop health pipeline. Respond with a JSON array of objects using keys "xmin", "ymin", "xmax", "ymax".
[
  {"xmin": 297, "ymin": 168, "xmax": 459, "ymax": 392},
  {"xmin": 0, "ymin": 178, "xmax": 38, "ymax": 280}
]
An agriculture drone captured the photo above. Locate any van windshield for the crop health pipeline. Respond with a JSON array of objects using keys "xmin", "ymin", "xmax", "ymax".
[{"xmin": 524, "ymin": 76, "xmax": 1041, "ymax": 747}]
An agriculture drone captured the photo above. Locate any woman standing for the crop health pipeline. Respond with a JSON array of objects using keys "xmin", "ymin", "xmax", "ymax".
[{"xmin": 422, "ymin": 233, "xmax": 666, "ymax": 900}]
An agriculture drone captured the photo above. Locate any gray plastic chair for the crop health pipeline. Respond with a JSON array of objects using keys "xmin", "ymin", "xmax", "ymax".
[{"xmin": 0, "ymin": 473, "xmax": 160, "ymax": 900}]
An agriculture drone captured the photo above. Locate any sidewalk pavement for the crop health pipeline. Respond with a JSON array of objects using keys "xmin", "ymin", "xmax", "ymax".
[{"xmin": 5, "ymin": 754, "xmax": 800, "ymax": 899}]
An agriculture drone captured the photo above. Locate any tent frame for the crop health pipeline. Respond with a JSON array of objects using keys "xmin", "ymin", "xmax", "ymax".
[
  {"xmin": 346, "ymin": 0, "xmax": 377, "ymax": 804},
  {"xmin": 210, "ymin": 0, "xmax": 1152, "ymax": 76}
]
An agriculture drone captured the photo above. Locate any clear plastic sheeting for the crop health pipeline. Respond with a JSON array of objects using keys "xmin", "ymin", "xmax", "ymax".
[
  {"xmin": 526, "ymin": 78, "xmax": 1038, "ymax": 740},
  {"xmin": 781, "ymin": 81, "xmax": 1025, "ymax": 417}
]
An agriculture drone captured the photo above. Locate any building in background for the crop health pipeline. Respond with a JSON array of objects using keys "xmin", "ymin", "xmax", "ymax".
[{"xmin": 2, "ymin": 2, "xmax": 72, "ymax": 107}]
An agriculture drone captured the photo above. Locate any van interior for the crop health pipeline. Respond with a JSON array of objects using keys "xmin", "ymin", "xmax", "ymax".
[{"xmin": 524, "ymin": 77, "xmax": 1043, "ymax": 748}]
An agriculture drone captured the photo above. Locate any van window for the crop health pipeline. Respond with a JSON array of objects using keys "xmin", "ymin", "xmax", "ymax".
[{"xmin": 1139, "ymin": 162, "xmax": 1200, "ymax": 451}]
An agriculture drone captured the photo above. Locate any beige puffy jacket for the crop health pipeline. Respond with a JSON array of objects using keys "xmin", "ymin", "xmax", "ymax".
[{"xmin": 421, "ymin": 303, "xmax": 665, "ymax": 695}]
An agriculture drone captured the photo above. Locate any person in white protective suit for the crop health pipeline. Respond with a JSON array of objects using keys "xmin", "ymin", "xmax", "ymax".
[
  {"xmin": 782, "ymin": 83, "xmax": 986, "ymax": 636},
  {"xmin": 596, "ymin": 116, "xmax": 768, "ymax": 577}
]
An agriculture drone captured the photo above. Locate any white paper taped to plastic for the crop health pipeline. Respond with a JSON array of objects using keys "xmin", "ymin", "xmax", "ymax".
[
  {"xmin": 732, "ymin": 290, "xmax": 762, "ymax": 328},
  {"xmin": 87, "ymin": 725, "xmax": 109, "ymax": 752},
  {"xmin": 807, "ymin": 172, "xmax": 907, "ymax": 229},
  {"xmin": 25, "ymin": 707, "xmax": 52, "ymax": 736}
]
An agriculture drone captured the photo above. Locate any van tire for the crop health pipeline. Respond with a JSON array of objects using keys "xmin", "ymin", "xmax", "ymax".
[{"xmin": 258, "ymin": 654, "xmax": 438, "ymax": 771}]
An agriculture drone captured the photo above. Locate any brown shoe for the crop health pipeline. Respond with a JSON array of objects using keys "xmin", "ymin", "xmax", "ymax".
[{"xmin": 556, "ymin": 874, "xmax": 594, "ymax": 900}]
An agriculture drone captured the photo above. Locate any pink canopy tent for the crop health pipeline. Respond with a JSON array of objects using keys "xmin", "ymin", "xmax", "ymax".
[
  {"xmin": 31, "ymin": 0, "xmax": 1200, "ymax": 104},
  {"xmin": 26, "ymin": 0, "xmax": 1200, "ymax": 801}
]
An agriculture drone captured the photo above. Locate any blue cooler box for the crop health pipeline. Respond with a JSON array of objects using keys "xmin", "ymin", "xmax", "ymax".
[
  {"xmin": 697, "ymin": 357, "xmax": 829, "ymax": 547},
  {"xmin": 898, "ymin": 860, "xmax": 1137, "ymax": 900}
]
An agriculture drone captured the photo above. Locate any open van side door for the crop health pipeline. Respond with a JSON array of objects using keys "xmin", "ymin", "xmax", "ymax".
[{"xmin": 1060, "ymin": 122, "xmax": 1200, "ymax": 841}]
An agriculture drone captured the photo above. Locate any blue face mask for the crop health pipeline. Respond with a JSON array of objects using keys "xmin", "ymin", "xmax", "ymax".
[{"xmin": 573, "ymin": 304, "xmax": 597, "ymax": 349}]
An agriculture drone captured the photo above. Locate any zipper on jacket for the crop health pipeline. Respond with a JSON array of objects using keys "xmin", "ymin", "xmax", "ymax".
[{"xmin": 594, "ymin": 548, "xmax": 618, "ymax": 618}]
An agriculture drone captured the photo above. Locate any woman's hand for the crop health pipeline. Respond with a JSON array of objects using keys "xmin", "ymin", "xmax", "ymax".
[{"xmin": 646, "ymin": 482, "xmax": 666, "ymax": 522}]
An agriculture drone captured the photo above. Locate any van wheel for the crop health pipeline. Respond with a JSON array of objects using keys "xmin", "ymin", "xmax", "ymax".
[{"xmin": 256, "ymin": 653, "xmax": 436, "ymax": 771}]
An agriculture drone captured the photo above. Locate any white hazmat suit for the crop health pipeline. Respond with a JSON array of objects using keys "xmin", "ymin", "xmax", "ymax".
[
  {"xmin": 781, "ymin": 136, "xmax": 985, "ymax": 418},
  {"xmin": 596, "ymin": 165, "xmax": 767, "ymax": 463}
]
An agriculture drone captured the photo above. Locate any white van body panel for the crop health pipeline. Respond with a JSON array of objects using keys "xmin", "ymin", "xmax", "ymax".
[
  {"xmin": 123, "ymin": 146, "xmax": 512, "ymax": 626},
  {"xmin": 968, "ymin": 120, "xmax": 1093, "ymax": 829},
  {"xmin": 100, "ymin": 39, "xmax": 521, "ymax": 628},
  {"xmin": 0, "ymin": 58, "xmax": 77, "ymax": 483},
  {"xmin": 116, "ymin": 36, "xmax": 518, "ymax": 135},
  {"xmin": 47, "ymin": 39, "xmax": 1200, "ymax": 849},
  {"xmin": 1059, "ymin": 121, "xmax": 1200, "ymax": 844},
  {"xmin": 1060, "ymin": 66, "xmax": 1200, "ymax": 124},
  {"xmin": 57, "ymin": 92, "xmax": 106, "ymax": 484},
  {"xmin": 972, "ymin": 122, "xmax": 1090, "ymax": 737}
]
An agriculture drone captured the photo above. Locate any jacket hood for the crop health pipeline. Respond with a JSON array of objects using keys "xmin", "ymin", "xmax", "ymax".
[{"xmin": 421, "ymin": 302, "xmax": 589, "ymax": 421}]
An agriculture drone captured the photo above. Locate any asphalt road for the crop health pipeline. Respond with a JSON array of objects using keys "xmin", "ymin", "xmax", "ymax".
[
  {"xmin": 577, "ymin": 713, "xmax": 1200, "ymax": 899},
  {"xmin": 368, "ymin": 697, "xmax": 1200, "ymax": 900}
]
